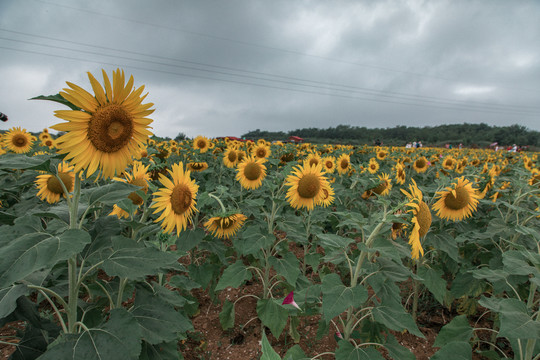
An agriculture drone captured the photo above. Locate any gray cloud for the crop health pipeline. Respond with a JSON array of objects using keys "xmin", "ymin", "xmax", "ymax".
[{"xmin": 1, "ymin": 0, "xmax": 539, "ymax": 139}]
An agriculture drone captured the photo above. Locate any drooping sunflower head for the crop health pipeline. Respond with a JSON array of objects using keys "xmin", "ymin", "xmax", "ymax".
[
  {"xmin": 285, "ymin": 162, "xmax": 330, "ymax": 210},
  {"xmin": 204, "ymin": 213, "xmax": 247, "ymax": 239},
  {"xmin": 368, "ymin": 158, "xmax": 379, "ymax": 174},
  {"xmin": 51, "ymin": 69, "xmax": 154, "ymax": 179},
  {"xmin": 223, "ymin": 148, "xmax": 238, "ymax": 168},
  {"xmin": 35, "ymin": 161, "xmax": 76, "ymax": 204},
  {"xmin": 394, "ymin": 163, "xmax": 406, "ymax": 185},
  {"xmin": 193, "ymin": 135, "xmax": 210, "ymax": 153},
  {"xmin": 3, "ymin": 127, "xmax": 34, "ymax": 154},
  {"xmin": 236, "ymin": 155, "xmax": 267, "ymax": 190},
  {"xmin": 432, "ymin": 177, "xmax": 480, "ymax": 221},
  {"xmin": 336, "ymin": 154, "xmax": 351, "ymax": 175},
  {"xmin": 319, "ymin": 182, "xmax": 335, "ymax": 207},
  {"xmin": 151, "ymin": 162, "xmax": 199, "ymax": 236},
  {"xmin": 188, "ymin": 162, "xmax": 209, "ymax": 172},
  {"xmin": 400, "ymin": 179, "xmax": 432, "ymax": 259},
  {"xmin": 413, "ymin": 156, "xmax": 429, "ymax": 173}
]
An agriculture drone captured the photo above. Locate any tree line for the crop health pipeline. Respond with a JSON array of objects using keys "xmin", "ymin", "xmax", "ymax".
[{"xmin": 242, "ymin": 123, "xmax": 540, "ymax": 148}]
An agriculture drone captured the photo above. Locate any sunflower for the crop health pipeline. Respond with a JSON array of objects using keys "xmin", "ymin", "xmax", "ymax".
[
  {"xmin": 188, "ymin": 162, "xmax": 209, "ymax": 172},
  {"xmin": 367, "ymin": 158, "xmax": 379, "ymax": 174},
  {"xmin": 223, "ymin": 148, "xmax": 238, "ymax": 168},
  {"xmin": 322, "ymin": 156, "xmax": 336, "ymax": 174},
  {"xmin": 376, "ymin": 149, "xmax": 388, "ymax": 160},
  {"xmin": 151, "ymin": 162, "xmax": 199, "ymax": 235},
  {"xmin": 3, "ymin": 127, "xmax": 34, "ymax": 153},
  {"xmin": 413, "ymin": 156, "xmax": 429, "ymax": 173},
  {"xmin": 362, "ymin": 173, "xmax": 392, "ymax": 199},
  {"xmin": 51, "ymin": 69, "xmax": 154, "ymax": 179},
  {"xmin": 401, "ymin": 179, "xmax": 432, "ymax": 260},
  {"xmin": 336, "ymin": 154, "xmax": 351, "ymax": 175},
  {"xmin": 39, "ymin": 132, "xmax": 51, "ymax": 141},
  {"xmin": 529, "ymin": 169, "xmax": 540, "ymax": 187},
  {"xmin": 204, "ymin": 213, "xmax": 247, "ymax": 239},
  {"xmin": 193, "ymin": 135, "xmax": 210, "ymax": 153},
  {"xmin": 432, "ymin": 177, "xmax": 480, "ymax": 221},
  {"xmin": 113, "ymin": 160, "xmax": 151, "ymax": 206},
  {"xmin": 236, "ymin": 156, "xmax": 267, "ymax": 190},
  {"xmin": 42, "ymin": 138, "xmax": 56, "ymax": 149},
  {"xmin": 35, "ymin": 161, "xmax": 76, "ymax": 204},
  {"xmin": 280, "ymin": 152, "xmax": 295, "ymax": 164},
  {"xmin": 523, "ymin": 156, "xmax": 535, "ymax": 172},
  {"xmin": 305, "ymin": 153, "xmax": 322, "ymax": 168},
  {"xmin": 394, "ymin": 163, "xmax": 406, "ymax": 185},
  {"xmin": 252, "ymin": 144, "xmax": 271, "ymax": 161},
  {"xmin": 441, "ymin": 156, "xmax": 456, "ymax": 170},
  {"xmin": 285, "ymin": 162, "xmax": 330, "ymax": 210},
  {"xmin": 319, "ymin": 182, "xmax": 335, "ymax": 207}
]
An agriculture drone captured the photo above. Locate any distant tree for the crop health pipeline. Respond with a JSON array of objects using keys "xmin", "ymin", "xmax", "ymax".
[{"xmin": 175, "ymin": 132, "xmax": 187, "ymax": 141}]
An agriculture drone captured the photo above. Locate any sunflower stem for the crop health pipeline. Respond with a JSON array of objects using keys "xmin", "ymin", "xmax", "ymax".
[
  {"xmin": 208, "ymin": 193, "xmax": 227, "ymax": 213},
  {"xmin": 67, "ymin": 172, "xmax": 81, "ymax": 333}
]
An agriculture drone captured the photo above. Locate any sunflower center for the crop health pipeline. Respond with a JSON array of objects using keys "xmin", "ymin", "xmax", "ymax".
[
  {"xmin": 244, "ymin": 162, "xmax": 262, "ymax": 180},
  {"xmin": 373, "ymin": 181, "xmax": 388, "ymax": 195},
  {"xmin": 227, "ymin": 151, "xmax": 237, "ymax": 162},
  {"xmin": 444, "ymin": 187, "xmax": 470, "ymax": 210},
  {"xmin": 13, "ymin": 134, "xmax": 28, "ymax": 147},
  {"xmin": 46, "ymin": 173, "xmax": 73, "ymax": 195},
  {"xmin": 88, "ymin": 104, "xmax": 134, "ymax": 153},
  {"xmin": 325, "ymin": 161, "xmax": 333, "ymax": 169},
  {"xmin": 256, "ymin": 149, "xmax": 266, "ymax": 158},
  {"xmin": 197, "ymin": 140, "xmax": 206, "ymax": 149},
  {"xmin": 309, "ymin": 158, "xmax": 319, "ymax": 167},
  {"xmin": 191, "ymin": 163, "xmax": 205, "ymax": 170},
  {"xmin": 170, "ymin": 184, "xmax": 193, "ymax": 215},
  {"xmin": 340, "ymin": 160, "xmax": 349, "ymax": 169},
  {"xmin": 128, "ymin": 178, "xmax": 148, "ymax": 205},
  {"xmin": 417, "ymin": 201, "xmax": 432, "ymax": 237},
  {"xmin": 297, "ymin": 174, "xmax": 321, "ymax": 199},
  {"xmin": 218, "ymin": 217, "xmax": 235, "ymax": 230},
  {"xmin": 416, "ymin": 158, "xmax": 426, "ymax": 168}
]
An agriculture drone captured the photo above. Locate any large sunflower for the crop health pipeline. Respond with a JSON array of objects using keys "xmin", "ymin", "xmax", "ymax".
[
  {"xmin": 236, "ymin": 155, "xmax": 267, "ymax": 189},
  {"xmin": 204, "ymin": 213, "xmax": 247, "ymax": 239},
  {"xmin": 151, "ymin": 162, "xmax": 199, "ymax": 235},
  {"xmin": 401, "ymin": 179, "xmax": 432, "ymax": 260},
  {"xmin": 432, "ymin": 177, "xmax": 480, "ymax": 221},
  {"xmin": 35, "ymin": 161, "xmax": 76, "ymax": 204},
  {"xmin": 51, "ymin": 69, "xmax": 154, "ymax": 179},
  {"xmin": 193, "ymin": 135, "xmax": 210, "ymax": 153},
  {"xmin": 3, "ymin": 127, "xmax": 34, "ymax": 154},
  {"xmin": 285, "ymin": 162, "xmax": 330, "ymax": 210}
]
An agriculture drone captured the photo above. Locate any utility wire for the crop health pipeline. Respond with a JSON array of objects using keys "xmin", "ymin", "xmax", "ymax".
[
  {"xmin": 2, "ymin": 28, "xmax": 539, "ymax": 113},
  {"xmin": 2, "ymin": 43, "xmax": 538, "ymax": 118},
  {"xmin": 32, "ymin": 0, "xmax": 540, "ymax": 94}
]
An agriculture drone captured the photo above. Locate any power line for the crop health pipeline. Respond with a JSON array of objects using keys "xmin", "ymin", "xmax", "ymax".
[
  {"xmin": 1, "ymin": 32, "xmax": 539, "ymax": 116},
  {"xmin": 2, "ymin": 28, "xmax": 539, "ymax": 113},
  {"xmin": 2, "ymin": 44, "xmax": 539, "ymax": 118},
  {"xmin": 32, "ymin": 0, "xmax": 540, "ymax": 95}
]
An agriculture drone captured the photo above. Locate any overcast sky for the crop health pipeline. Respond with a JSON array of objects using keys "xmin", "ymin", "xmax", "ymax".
[{"xmin": 1, "ymin": 0, "xmax": 539, "ymax": 139}]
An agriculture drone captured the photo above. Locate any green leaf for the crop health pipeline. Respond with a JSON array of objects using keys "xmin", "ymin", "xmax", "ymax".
[
  {"xmin": 433, "ymin": 315, "xmax": 473, "ymax": 347},
  {"xmin": 234, "ymin": 224, "xmax": 274, "ymax": 255},
  {"xmin": 384, "ymin": 334, "xmax": 415, "ymax": 360},
  {"xmin": 378, "ymin": 258, "xmax": 411, "ymax": 282},
  {"xmin": 431, "ymin": 341, "xmax": 472, "ymax": 360},
  {"xmin": 269, "ymin": 253, "xmax": 301, "ymax": 286},
  {"xmin": 219, "ymin": 300, "xmax": 235, "ymax": 330},
  {"xmin": 0, "ymin": 153, "xmax": 51, "ymax": 172},
  {"xmin": 322, "ymin": 273, "xmax": 368, "ymax": 322},
  {"xmin": 215, "ymin": 261, "xmax": 252, "ymax": 291},
  {"xmin": 168, "ymin": 275, "xmax": 201, "ymax": 291},
  {"xmin": 497, "ymin": 298, "xmax": 540, "ymax": 340},
  {"xmin": 84, "ymin": 182, "xmax": 141, "ymax": 206},
  {"xmin": 131, "ymin": 289, "xmax": 193, "ymax": 344},
  {"xmin": 39, "ymin": 308, "xmax": 141, "ymax": 360},
  {"xmin": 316, "ymin": 233, "xmax": 354, "ymax": 251},
  {"xmin": 503, "ymin": 251, "xmax": 536, "ymax": 276},
  {"xmin": 139, "ymin": 340, "xmax": 182, "ymax": 360},
  {"xmin": 174, "ymin": 228, "xmax": 205, "ymax": 253},
  {"xmin": 335, "ymin": 340, "xmax": 385, "ymax": 359},
  {"xmin": 289, "ymin": 316, "xmax": 301, "ymax": 343},
  {"xmin": 260, "ymin": 332, "xmax": 281, "ymax": 360},
  {"xmin": 283, "ymin": 344, "xmax": 306, "ymax": 360},
  {"xmin": 101, "ymin": 243, "xmax": 179, "ymax": 280},
  {"xmin": 417, "ymin": 267, "xmax": 449, "ymax": 306},
  {"xmin": 0, "ymin": 229, "xmax": 91, "ymax": 288},
  {"xmin": 451, "ymin": 272, "xmax": 484, "ymax": 298},
  {"xmin": 0, "ymin": 284, "xmax": 28, "ymax": 318},
  {"xmin": 430, "ymin": 233, "xmax": 459, "ymax": 262},
  {"xmin": 257, "ymin": 298, "xmax": 289, "ymax": 338},
  {"xmin": 371, "ymin": 300, "xmax": 424, "ymax": 338},
  {"xmin": 31, "ymin": 94, "xmax": 81, "ymax": 110}
]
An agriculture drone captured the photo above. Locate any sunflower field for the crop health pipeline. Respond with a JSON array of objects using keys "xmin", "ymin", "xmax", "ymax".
[{"xmin": 0, "ymin": 70, "xmax": 539, "ymax": 360}]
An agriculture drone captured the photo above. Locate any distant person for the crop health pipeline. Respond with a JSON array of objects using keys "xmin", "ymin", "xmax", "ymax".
[
  {"xmin": 413, "ymin": 141, "xmax": 417, "ymax": 148},
  {"xmin": 375, "ymin": 139, "xmax": 381, "ymax": 146},
  {"xmin": 0, "ymin": 112, "xmax": 7, "ymax": 122},
  {"xmin": 418, "ymin": 141, "xmax": 423, "ymax": 148},
  {"xmin": 459, "ymin": 143, "xmax": 463, "ymax": 149},
  {"xmin": 445, "ymin": 143, "xmax": 449, "ymax": 149},
  {"xmin": 405, "ymin": 142, "xmax": 412, "ymax": 148}
]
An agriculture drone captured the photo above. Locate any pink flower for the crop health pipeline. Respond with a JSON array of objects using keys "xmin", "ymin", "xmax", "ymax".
[
  {"xmin": 335, "ymin": 331, "xmax": 343, "ymax": 339},
  {"xmin": 282, "ymin": 291, "xmax": 301, "ymax": 311}
]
